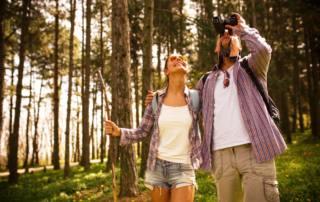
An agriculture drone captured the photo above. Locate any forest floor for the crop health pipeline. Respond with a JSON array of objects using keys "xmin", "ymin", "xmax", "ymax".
[{"xmin": 0, "ymin": 131, "xmax": 319, "ymax": 202}]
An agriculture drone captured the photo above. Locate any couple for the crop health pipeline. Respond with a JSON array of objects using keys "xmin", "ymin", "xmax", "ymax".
[{"xmin": 105, "ymin": 13, "xmax": 286, "ymax": 202}]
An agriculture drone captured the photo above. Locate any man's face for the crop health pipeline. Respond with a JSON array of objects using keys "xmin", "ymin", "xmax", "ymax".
[{"xmin": 215, "ymin": 29, "xmax": 241, "ymax": 57}]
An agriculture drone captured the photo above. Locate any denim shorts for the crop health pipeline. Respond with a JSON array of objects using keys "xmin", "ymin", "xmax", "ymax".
[{"xmin": 145, "ymin": 159, "xmax": 198, "ymax": 192}]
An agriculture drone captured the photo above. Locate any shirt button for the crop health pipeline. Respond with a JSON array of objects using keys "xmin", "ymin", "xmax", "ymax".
[
  {"xmin": 215, "ymin": 74, "xmax": 217, "ymax": 76},
  {"xmin": 212, "ymin": 88, "xmax": 213, "ymax": 90},
  {"xmin": 211, "ymin": 104, "xmax": 212, "ymax": 106}
]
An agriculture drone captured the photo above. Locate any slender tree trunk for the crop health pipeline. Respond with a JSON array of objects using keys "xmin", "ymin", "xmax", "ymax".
[
  {"xmin": 292, "ymin": 12, "xmax": 298, "ymax": 133},
  {"xmin": 24, "ymin": 67, "xmax": 32, "ymax": 171},
  {"xmin": 309, "ymin": 30, "xmax": 320, "ymax": 138},
  {"xmin": 168, "ymin": 0, "xmax": 173, "ymax": 53},
  {"xmin": 7, "ymin": 57, "xmax": 14, "ymax": 169},
  {"xmin": 80, "ymin": 0, "xmax": 85, "ymax": 165},
  {"xmin": 112, "ymin": 0, "xmax": 140, "ymax": 196},
  {"xmin": 251, "ymin": 0, "xmax": 257, "ymax": 28},
  {"xmin": 140, "ymin": 0, "xmax": 154, "ymax": 179},
  {"xmin": 8, "ymin": 0, "xmax": 29, "ymax": 184},
  {"xmin": 129, "ymin": 0, "xmax": 141, "ymax": 157},
  {"xmin": 91, "ymin": 84, "xmax": 97, "ymax": 160},
  {"xmin": 31, "ymin": 75, "xmax": 43, "ymax": 167},
  {"xmin": 0, "ymin": 0, "xmax": 6, "ymax": 147},
  {"xmin": 76, "ymin": 79, "xmax": 80, "ymax": 162},
  {"xmin": 179, "ymin": 0, "xmax": 183, "ymax": 54},
  {"xmin": 53, "ymin": 0, "xmax": 60, "ymax": 170},
  {"xmin": 82, "ymin": 0, "xmax": 92, "ymax": 170},
  {"xmin": 157, "ymin": 0, "xmax": 161, "ymax": 89},
  {"xmin": 100, "ymin": 0, "xmax": 105, "ymax": 163},
  {"xmin": 65, "ymin": 0, "xmax": 76, "ymax": 178}
]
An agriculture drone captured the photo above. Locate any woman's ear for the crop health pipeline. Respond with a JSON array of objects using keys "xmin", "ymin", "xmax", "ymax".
[{"xmin": 163, "ymin": 68, "xmax": 169, "ymax": 76}]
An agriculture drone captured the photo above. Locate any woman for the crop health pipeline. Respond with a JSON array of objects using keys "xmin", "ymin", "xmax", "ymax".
[{"xmin": 105, "ymin": 54, "xmax": 202, "ymax": 202}]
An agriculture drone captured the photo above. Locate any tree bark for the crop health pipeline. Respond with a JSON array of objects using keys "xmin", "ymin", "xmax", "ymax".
[
  {"xmin": 167, "ymin": 0, "xmax": 173, "ymax": 53},
  {"xmin": 309, "ymin": 29, "xmax": 320, "ymax": 138},
  {"xmin": 80, "ymin": 0, "xmax": 85, "ymax": 165},
  {"xmin": 65, "ymin": 0, "xmax": 76, "ymax": 179},
  {"xmin": 24, "ymin": 67, "xmax": 32, "ymax": 171},
  {"xmin": 82, "ymin": 0, "xmax": 92, "ymax": 170},
  {"xmin": 100, "ymin": 0, "xmax": 105, "ymax": 163},
  {"xmin": 7, "ymin": 57, "xmax": 14, "ymax": 169},
  {"xmin": 291, "ymin": 12, "xmax": 298, "ymax": 133},
  {"xmin": 91, "ymin": 83, "xmax": 97, "ymax": 160},
  {"xmin": 76, "ymin": 78, "xmax": 80, "ymax": 162},
  {"xmin": 112, "ymin": 0, "xmax": 140, "ymax": 196},
  {"xmin": 8, "ymin": 0, "xmax": 29, "ymax": 184},
  {"xmin": 0, "ymin": 0, "xmax": 6, "ymax": 147},
  {"xmin": 140, "ymin": 0, "xmax": 154, "ymax": 179},
  {"xmin": 53, "ymin": 0, "xmax": 60, "ymax": 170},
  {"xmin": 302, "ymin": 15, "xmax": 315, "ymax": 136},
  {"xmin": 157, "ymin": 0, "xmax": 162, "ymax": 89}
]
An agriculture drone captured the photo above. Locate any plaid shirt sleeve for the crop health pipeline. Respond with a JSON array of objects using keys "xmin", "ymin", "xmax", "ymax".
[
  {"xmin": 195, "ymin": 75, "xmax": 206, "ymax": 118},
  {"xmin": 119, "ymin": 103, "xmax": 154, "ymax": 145},
  {"xmin": 234, "ymin": 24, "xmax": 272, "ymax": 81}
]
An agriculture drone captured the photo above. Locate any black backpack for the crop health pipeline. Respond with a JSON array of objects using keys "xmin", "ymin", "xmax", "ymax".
[{"xmin": 202, "ymin": 58, "xmax": 281, "ymax": 131}]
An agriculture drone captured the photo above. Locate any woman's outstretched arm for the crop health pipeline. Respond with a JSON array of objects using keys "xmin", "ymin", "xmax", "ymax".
[{"xmin": 105, "ymin": 102, "xmax": 154, "ymax": 145}]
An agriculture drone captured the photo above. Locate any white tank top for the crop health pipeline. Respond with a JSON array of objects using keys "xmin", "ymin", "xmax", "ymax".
[
  {"xmin": 157, "ymin": 104, "xmax": 192, "ymax": 164},
  {"xmin": 213, "ymin": 65, "xmax": 251, "ymax": 150}
]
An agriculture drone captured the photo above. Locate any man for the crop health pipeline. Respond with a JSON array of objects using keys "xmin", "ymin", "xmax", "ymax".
[{"xmin": 146, "ymin": 13, "xmax": 286, "ymax": 201}]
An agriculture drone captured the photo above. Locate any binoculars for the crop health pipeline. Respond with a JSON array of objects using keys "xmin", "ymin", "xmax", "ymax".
[{"xmin": 212, "ymin": 14, "xmax": 238, "ymax": 36}]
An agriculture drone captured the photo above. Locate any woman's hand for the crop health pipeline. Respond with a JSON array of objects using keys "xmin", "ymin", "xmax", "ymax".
[
  {"xmin": 145, "ymin": 91, "xmax": 155, "ymax": 106},
  {"xmin": 105, "ymin": 120, "xmax": 121, "ymax": 137}
]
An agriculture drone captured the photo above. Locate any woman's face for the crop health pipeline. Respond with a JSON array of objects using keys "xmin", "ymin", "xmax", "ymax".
[{"xmin": 164, "ymin": 54, "xmax": 188, "ymax": 77}]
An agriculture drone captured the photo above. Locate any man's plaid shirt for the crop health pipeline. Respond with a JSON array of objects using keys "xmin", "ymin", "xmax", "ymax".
[
  {"xmin": 120, "ymin": 87, "xmax": 203, "ymax": 171},
  {"xmin": 195, "ymin": 25, "xmax": 287, "ymax": 172}
]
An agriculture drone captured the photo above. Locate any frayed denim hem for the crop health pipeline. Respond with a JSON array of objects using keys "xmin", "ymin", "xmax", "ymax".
[
  {"xmin": 145, "ymin": 183, "xmax": 170, "ymax": 196},
  {"xmin": 172, "ymin": 181, "xmax": 198, "ymax": 190}
]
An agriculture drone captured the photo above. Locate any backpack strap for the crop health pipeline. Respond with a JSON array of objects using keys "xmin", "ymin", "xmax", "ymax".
[
  {"xmin": 202, "ymin": 71, "xmax": 212, "ymax": 86},
  {"xmin": 240, "ymin": 58, "xmax": 272, "ymax": 116},
  {"xmin": 189, "ymin": 90, "xmax": 200, "ymax": 117},
  {"xmin": 151, "ymin": 92, "xmax": 160, "ymax": 118}
]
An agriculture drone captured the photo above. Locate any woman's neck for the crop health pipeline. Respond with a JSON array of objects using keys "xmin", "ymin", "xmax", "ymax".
[{"xmin": 167, "ymin": 74, "xmax": 186, "ymax": 96}]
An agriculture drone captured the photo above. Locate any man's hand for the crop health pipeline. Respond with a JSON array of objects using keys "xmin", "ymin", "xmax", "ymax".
[
  {"xmin": 225, "ymin": 13, "xmax": 246, "ymax": 31},
  {"xmin": 105, "ymin": 120, "xmax": 121, "ymax": 137},
  {"xmin": 145, "ymin": 91, "xmax": 155, "ymax": 106}
]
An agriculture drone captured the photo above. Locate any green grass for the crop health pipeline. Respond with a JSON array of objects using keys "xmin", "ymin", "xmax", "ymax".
[{"xmin": 0, "ymin": 131, "xmax": 319, "ymax": 202}]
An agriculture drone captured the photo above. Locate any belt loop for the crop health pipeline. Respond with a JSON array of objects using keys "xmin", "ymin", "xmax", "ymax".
[{"xmin": 178, "ymin": 163, "xmax": 181, "ymax": 169}]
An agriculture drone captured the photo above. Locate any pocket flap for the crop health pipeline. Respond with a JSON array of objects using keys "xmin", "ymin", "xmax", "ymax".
[{"xmin": 265, "ymin": 180, "xmax": 278, "ymax": 186}]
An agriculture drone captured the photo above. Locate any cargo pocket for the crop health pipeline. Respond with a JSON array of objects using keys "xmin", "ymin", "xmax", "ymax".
[
  {"xmin": 264, "ymin": 180, "xmax": 279, "ymax": 201},
  {"xmin": 211, "ymin": 150, "xmax": 223, "ymax": 181}
]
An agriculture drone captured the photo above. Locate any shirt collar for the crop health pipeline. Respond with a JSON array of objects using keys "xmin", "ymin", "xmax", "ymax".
[
  {"xmin": 212, "ymin": 56, "xmax": 241, "ymax": 71},
  {"xmin": 159, "ymin": 86, "xmax": 189, "ymax": 97}
]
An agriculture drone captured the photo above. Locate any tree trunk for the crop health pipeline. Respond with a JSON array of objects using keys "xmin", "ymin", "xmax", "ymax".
[
  {"xmin": 53, "ymin": 0, "xmax": 60, "ymax": 170},
  {"xmin": 0, "ymin": 0, "xmax": 6, "ymax": 148},
  {"xmin": 24, "ymin": 67, "xmax": 32, "ymax": 170},
  {"xmin": 291, "ymin": 12, "xmax": 298, "ymax": 133},
  {"xmin": 80, "ymin": 0, "xmax": 85, "ymax": 165},
  {"xmin": 65, "ymin": 0, "xmax": 76, "ymax": 179},
  {"xmin": 91, "ymin": 83, "xmax": 97, "ymax": 160},
  {"xmin": 112, "ymin": 0, "xmax": 140, "ymax": 196},
  {"xmin": 7, "ymin": 57, "xmax": 14, "ymax": 169},
  {"xmin": 8, "ymin": 0, "xmax": 29, "ymax": 184},
  {"xmin": 309, "ymin": 29, "xmax": 320, "ymax": 138},
  {"xmin": 140, "ymin": 0, "xmax": 154, "ymax": 179},
  {"xmin": 76, "ymin": 79, "xmax": 80, "ymax": 162},
  {"xmin": 100, "ymin": 0, "xmax": 105, "ymax": 164},
  {"xmin": 167, "ymin": 0, "xmax": 173, "ymax": 53},
  {"xmin": 157, "ymin": 0, "xmax": 161, "ymax": 89},
  {"xmin": 251, "ymin": 0, "xmax": 257, "ymax": 28},
  {"xmin": 129, "ymin": 0, "xmax": 142, "ymax": 157},
  {"xmin": 82, "ymin": 0, "xmax": 92, "ymax": 170}
]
